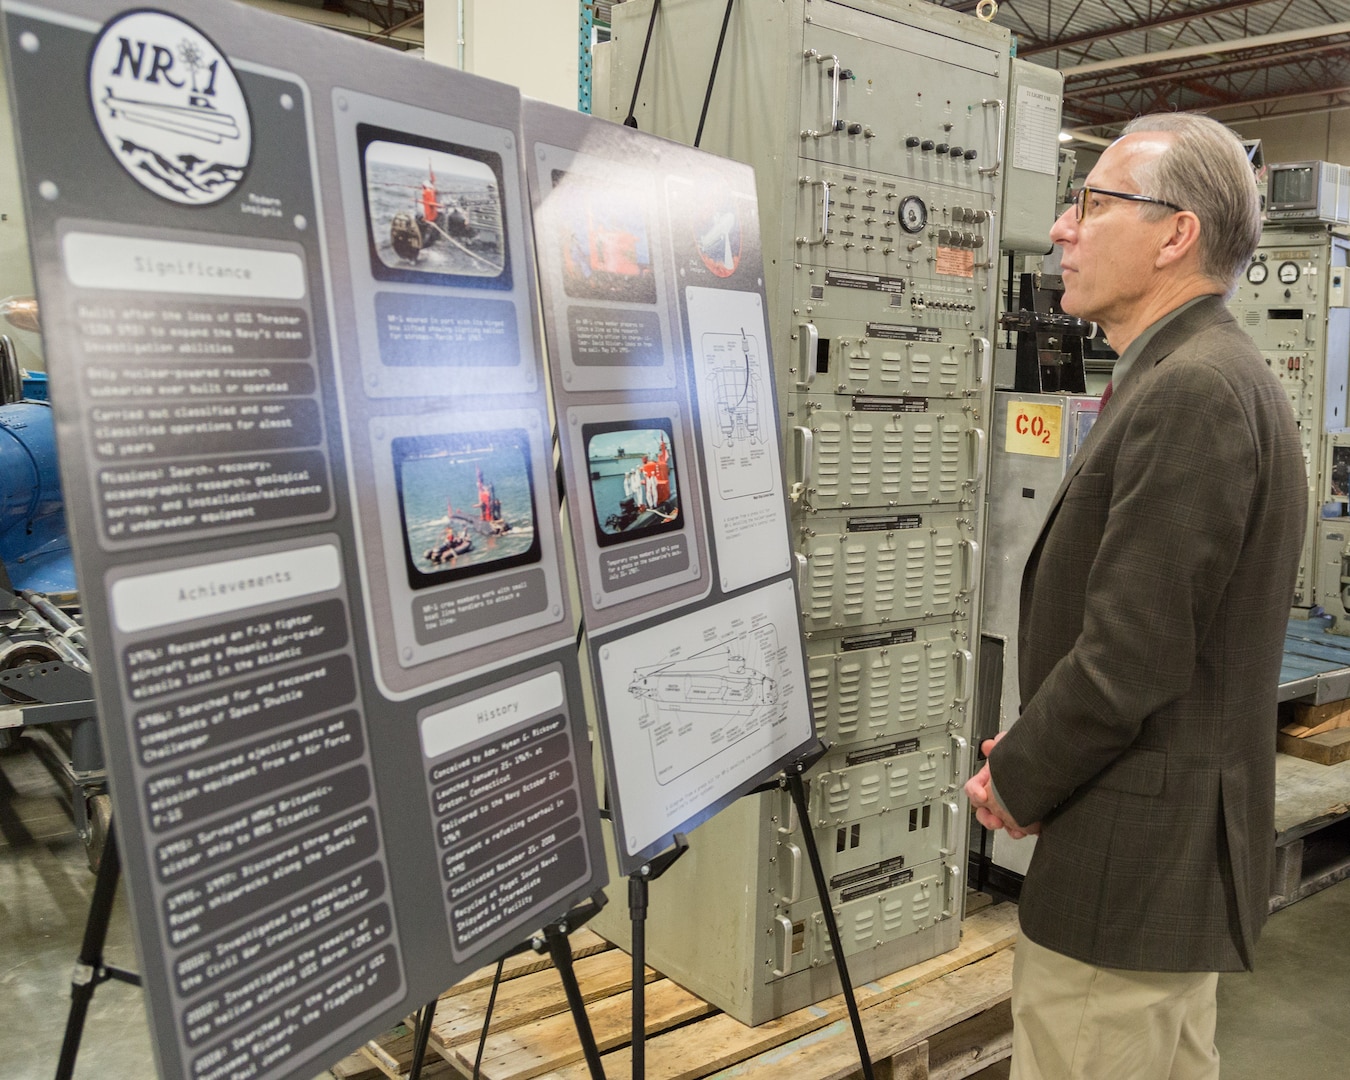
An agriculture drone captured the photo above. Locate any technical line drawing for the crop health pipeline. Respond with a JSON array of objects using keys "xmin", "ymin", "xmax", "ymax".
[
  {"xmin": 627, "ymin": 625, "xmax": 785, "ymax": 785},
  {"xmin": 703, "ymin": 327, "xmax": 766, "ymax": 449}
]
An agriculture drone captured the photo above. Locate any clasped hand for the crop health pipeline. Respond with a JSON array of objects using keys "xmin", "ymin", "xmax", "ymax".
[{"xmin": 964, "ymin": 734, "xmax": 1040, "ymax": 840}]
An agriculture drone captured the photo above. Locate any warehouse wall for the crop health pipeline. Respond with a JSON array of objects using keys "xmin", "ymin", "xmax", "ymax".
[
  {"xmin": 1233, "ymin": 108, "xmax": 1350, "ymax": 168},
  {"xmin": 427, "ymin": 0, "xmax": 577, "ymax": 109}
]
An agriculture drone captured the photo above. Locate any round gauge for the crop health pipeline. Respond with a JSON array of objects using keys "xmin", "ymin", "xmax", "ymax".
[
  {"xmin": 1246, "ymin": 262, "xmax": 1268, "ymax": 285},
  {"xmin": 898, "ymin": 195, "xmax": 928, "ymax": 234},
  {"xmin": 1278, "ymin": 261, "xmax": 1301, "ymax": 285}
]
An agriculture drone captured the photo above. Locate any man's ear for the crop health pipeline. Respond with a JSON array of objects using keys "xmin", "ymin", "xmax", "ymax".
[{"xmin": 1155, "ymin": 211, "xmax": 1202, "ymax": 270}]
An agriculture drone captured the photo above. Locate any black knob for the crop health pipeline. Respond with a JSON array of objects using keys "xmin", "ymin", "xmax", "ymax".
[
  {"xmin": 964, "ymin": 149, "xmax": 979, "ymax": 160},
  {"xmin": 921, "ymin": 139, "xmax": 935, "ymax": 152},
  {"xmin": 950, "ymin": 146, "xmax": 963, "ymax": 158},
  {"xmin": 906, "ymin": 135, "xmax": 920, "ymax": 148},
  {"xmin": 936, "ymin": 143, "xmax": 950, "ymax": 154},
  {"xmin": 847, "ymin": 123, "xmax": 863, "ymax": 135}
]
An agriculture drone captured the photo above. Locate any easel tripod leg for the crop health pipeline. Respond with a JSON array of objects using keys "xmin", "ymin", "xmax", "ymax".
[
  {"xmin": 625, "ymin": 835, "xmax": 686, "ymax": 1080},
  {"xmin": 544, "ymin": 923, "xmax": 607, "ymax": 1080},
  {"xmin": 629, "ymin": 872, "xmax": 647, "ymax": 1080},
  {"xmin": 55, "ymin": 825, "xmax": 123, "ymax": 1080},
  {"xmin": 407, "ymin": 998, "xmax": 438, "ymax": 1080},
  {"xmin": 785, "ymin": 771, "xmax": 875, "ymax": 1080}
]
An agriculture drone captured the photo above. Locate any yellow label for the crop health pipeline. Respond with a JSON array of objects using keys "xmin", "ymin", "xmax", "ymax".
[{"xmin": 1005, "ymin": 400, "xmax": 1063, "ymax": 457}]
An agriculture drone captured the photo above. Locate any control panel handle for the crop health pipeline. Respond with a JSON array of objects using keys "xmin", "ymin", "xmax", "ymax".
[
  {"xmin": 980, "ymin": 98, "xmax": 1005, "ymax": 177},
  {"xmin": 943, "ymin": 860, "xmax": 963, "ymax": 917},
  {"xmin": 796, "ymin": 551, "xmax": 809, "ymax": 599},
  {"xmin": 829, "ymin": 56, "xmax": 842, "ymax": 132},
  {"xmin": 798, "ymin": 321, "xmax": 819, "ymax": 386},
  {"xmin": 954, "ymin": 648, "xmax": 974, "ymax": 705},
  {"xmin": 950, "ymin": 734, "xmax": 969, "ymax": 786},
  {"xmin": 781, "ymin": 840, "xmax": 803, "ymax": 903},
  {"xmin": 796, "ymin": 178, "xmax": 831, "ymax": 245},
  {"xmin": 960, "ymin": 538, "xmax": 981, "ymax": 595},
  {"xmin": 940, "ymin": 800, "xmax": 961, "ymax": 856},
  {"xmin": 771, "ymin": 914, "xmax": 795, "ymax": 978},
  {"xmin": 967, "ymin": 426, "xmax": 987, "ymax": 489},
  {"xmin": 795, "ymin": 425, "xmax": 814, "ymax": 493},
  {"xmin": 974, "ymin": 335, "xmax": 992, "ymax": 385}
]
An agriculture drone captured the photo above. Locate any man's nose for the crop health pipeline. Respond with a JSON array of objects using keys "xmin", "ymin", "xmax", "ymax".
[{"xmin": 1048, "ymin": 206, "xmax": 1076, "ymax": 244}]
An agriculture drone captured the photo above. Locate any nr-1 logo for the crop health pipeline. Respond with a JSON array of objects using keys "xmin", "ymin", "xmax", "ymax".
[{"xmin": 88, "ymin": 10, "xmax": 252, "ymax": 206}]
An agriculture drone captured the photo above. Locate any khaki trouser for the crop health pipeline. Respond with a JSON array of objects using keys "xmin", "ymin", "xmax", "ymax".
[{"xmin": 1010, "ymin": 934, "xmax": 1220, "ymax": 1080}]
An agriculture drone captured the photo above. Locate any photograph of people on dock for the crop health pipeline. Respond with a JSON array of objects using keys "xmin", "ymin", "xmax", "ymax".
[{"xmin": 583, "ymin": 419, "xmax": 682, "ymax": 548}]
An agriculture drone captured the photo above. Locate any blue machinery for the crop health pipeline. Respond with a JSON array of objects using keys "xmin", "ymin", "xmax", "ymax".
[
  {"xmin": 0, "ymin": 370, "xmax": 72, "ymax": 595},
  {"xmin": 0, "ymin": 335, "xmax": 106, "ymax": 865}
]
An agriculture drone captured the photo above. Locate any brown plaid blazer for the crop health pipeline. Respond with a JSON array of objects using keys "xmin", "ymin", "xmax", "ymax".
[{"xmin": 990, "ymin": 295, "xmax": 1305, "ymax": 972}]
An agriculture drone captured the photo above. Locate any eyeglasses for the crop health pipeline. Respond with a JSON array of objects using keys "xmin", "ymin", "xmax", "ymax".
[{"xmin": 1071, "ymin": 185, "xmax": 1185, "ymax": 221}]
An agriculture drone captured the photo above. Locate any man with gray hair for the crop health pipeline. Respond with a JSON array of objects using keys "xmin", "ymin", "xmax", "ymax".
[{"xmin": 966, "ymin": 113, "xmax": 1305, "ymax": 1078}]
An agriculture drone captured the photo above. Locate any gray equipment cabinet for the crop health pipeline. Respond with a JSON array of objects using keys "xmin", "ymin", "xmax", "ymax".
[
  {"xmin": 1226, "ymin": 226, "xmax": 1350, "ymax": 619},
  {"xmin": 978, "ymin": 391, "xmax": 1099, "ymax": 878},
  {"xmin": 596, "ymin": 0, "xmax": 1060, "ymax": 1024}
]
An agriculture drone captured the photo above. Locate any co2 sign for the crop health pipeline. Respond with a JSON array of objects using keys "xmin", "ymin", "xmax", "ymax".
[{"xmin": 1005, "ymin": 400, "xmax": 1062, "ymax": 458}]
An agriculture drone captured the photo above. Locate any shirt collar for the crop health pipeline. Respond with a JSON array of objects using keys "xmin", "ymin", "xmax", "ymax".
[{"xmin": 1107, "ymin": 295, "xmax": 1209, "ymax": 391}]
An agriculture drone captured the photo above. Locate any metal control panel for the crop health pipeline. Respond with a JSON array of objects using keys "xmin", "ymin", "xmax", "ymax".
[
  {"xmin": 596, "ymin": 0, "xmax": 1061, "ymax": 1023},
  {"xmin": 1229, "ymin": 226, "xmax": 1350, "ymax": 612},
  {"xmin": 979, "ymin": 392, "xmax": 1099, "ymax": 878}
]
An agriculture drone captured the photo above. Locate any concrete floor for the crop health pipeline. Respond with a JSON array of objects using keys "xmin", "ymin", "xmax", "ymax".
[{"xmin": 4, "ymin": 737, "xmax": 1350, "ymax": 1080}]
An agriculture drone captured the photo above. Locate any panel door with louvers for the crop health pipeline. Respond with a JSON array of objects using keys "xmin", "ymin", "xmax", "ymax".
[
  {"xmin": 790, "ymin": 399, "xmax": 979, "ymax": 512},
  {"xmin": 805, "ymin": 624, "xmax": 969, "ymax": 744},
  {"xmin": 798, "ymin": 510, "xmax": 975, "ymax": 631}
]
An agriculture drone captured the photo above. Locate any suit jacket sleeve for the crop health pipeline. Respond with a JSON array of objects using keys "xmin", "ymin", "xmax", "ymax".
[{"xmin": 990, "ymin": 358, "xmax": 1260, "ymax": 826}]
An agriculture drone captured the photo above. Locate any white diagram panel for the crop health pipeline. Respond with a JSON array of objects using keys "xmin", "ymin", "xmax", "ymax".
[
  {"xmin": 687, "ymin": 286, "xmax": 792, "ymax": 593},
  {"xmin": 597, "ymin": 577, "xmax": 807, "ymax": 859}
]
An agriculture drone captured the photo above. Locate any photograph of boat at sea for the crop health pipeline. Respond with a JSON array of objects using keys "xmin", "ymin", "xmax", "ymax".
[
  {"xmin": 392, "ymin": 430, "xmax": 539, "ymax": 585},
  {"xmin": 583, "ymin": 420, "xmax": 682, "ymax": 548},
  {"xmin": 361, "ymin": 130, "xmax": 507, "ymax": 280}
]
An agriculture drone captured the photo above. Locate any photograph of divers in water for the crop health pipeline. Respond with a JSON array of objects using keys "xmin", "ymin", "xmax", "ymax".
[{"xmin": 392, "ymin": 429, "xmax": 541, "ymax": 588}]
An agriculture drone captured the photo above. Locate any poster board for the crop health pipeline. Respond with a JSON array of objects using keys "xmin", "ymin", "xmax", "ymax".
[
  {"xmin": 523, "ymin": 104, "xmax": 817, "ymax": 874},
  {"xmin": 2, "ymin": 4, "xmax": 606, "ymax": 1080}
]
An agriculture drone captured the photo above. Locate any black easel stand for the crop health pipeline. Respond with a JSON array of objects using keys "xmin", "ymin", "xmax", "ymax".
[
  {"xmin": 55, "ymin": 823, "xmax": 141, "ymax": 1080},
  {"xmin": 627, "ymin": 833, "xmax": 689, "ymax": 1080},
  {"xmin": 782, "ymin": 760, "xmax": 875, "ymax": 1080},
  {"xmin": 407, "ymin": 997, "xmax": 438, "ymax": 1080},
  {"xmin": 534, "ymin": 891, "xmax": 610, "ymax": 1080},
  {"xmin": 407, "ymin": 891, "xmax": 610, "ymax": 1080},
  {"xmin": 747, "ymin": 742, "xmax": 874, "ymax": 1080}
]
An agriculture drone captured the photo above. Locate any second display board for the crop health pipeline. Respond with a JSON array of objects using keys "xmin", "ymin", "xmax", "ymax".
[{"xmin": 523, "ymin": 102, "xmax": 816, "ymax": 875}]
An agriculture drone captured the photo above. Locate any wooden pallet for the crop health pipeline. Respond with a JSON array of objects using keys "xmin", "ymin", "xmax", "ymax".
[
  {"xmin": 1278, "ymin": 727, "xmax": 1350, "ymax": 766},
  {"xmin": 329, "ymin": 902, "xmax": 1018, "ymax": 1080},
  {"xmin": 1270, "ymin": 752, "xmax": 1350, "ymax": 910}
]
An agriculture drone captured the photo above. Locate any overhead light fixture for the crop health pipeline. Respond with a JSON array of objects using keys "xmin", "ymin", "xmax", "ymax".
[{"xmin": 1058, "ymin": 131, "xmax": 1074, "ymax": 142}]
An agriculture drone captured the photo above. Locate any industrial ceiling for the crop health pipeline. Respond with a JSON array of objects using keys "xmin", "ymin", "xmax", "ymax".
[
  {"xmin": 242, "ymin": 0, "xmax": 426, "ymax": 50},
  {"xmin": 275, "ymin": 0, "xmax": 1350, "ymax": 147},
  {"xmin": 932, "ymin": 0, "xmax": 1350, "ymax": 145}
]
